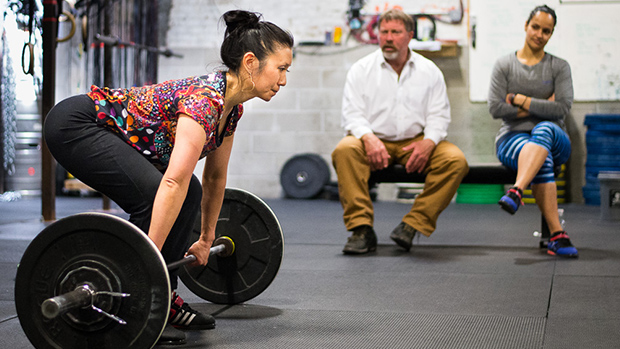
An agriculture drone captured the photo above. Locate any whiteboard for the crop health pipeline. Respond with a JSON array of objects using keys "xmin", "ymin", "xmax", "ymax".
[{"xmin": 469, "ymin": 0, "xmax": 620, "ymax": 102}]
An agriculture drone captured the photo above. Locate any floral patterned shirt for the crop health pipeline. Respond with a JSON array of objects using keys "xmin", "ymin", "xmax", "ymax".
[{"xmin": 87, "ymin": 71, "xmax": 242, "ymax": 170}]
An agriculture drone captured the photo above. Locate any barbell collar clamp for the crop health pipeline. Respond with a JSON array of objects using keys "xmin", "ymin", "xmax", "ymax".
[
  {"xmin": 90, "ymin": 304, "xmax": 128, "ymax": 325},
  {"xmin": 41, "ymin": 285, "xmax": 131, "ymax": 322},
  {"xmin": 41, "ymin": 284, "xmax": 94, "ymax": 319}
]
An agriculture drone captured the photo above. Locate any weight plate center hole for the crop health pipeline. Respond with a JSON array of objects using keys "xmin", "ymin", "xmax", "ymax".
[{"xmin": 296, "ymin": 171, "xmax": 308, "ymax": 184}]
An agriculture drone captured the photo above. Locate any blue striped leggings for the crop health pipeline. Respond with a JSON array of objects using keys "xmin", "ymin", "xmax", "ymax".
[{"xmin": 496, "ymin": 122, "xmax": 571, "ymax": 184}]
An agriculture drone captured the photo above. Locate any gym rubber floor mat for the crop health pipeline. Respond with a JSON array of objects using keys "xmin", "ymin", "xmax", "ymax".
[
  {"xmin": 544, "ymin": 318, "xmax": 620, "ymax": 349},
  {"xmin": 548, "ymin": 275, "xmax": 620, "ymax": 319},
  {"xmin": 2, "ymin": 197, "xmax": 619, "ymax": 348},
  {"xmin": 159, "ymin": 308, "xmax": 545, "ymax": 349},
  {"xmin": 0, "ymin": 319, "xmax": 30, "ymax": 349}
]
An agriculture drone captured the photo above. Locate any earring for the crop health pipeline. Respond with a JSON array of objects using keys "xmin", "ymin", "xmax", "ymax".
[
  {"xmin": 249, "ymin": 73, "xmax": 256, "ymax": 90},
  {"xmin": 242, "ymin": 71, "xmax": 256, "ymax": 92}
]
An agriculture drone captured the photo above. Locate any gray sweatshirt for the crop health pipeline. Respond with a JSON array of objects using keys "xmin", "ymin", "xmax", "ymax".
[{"xmin": 488, "ymin": 52, "xmax": 573, "ymax": 144}]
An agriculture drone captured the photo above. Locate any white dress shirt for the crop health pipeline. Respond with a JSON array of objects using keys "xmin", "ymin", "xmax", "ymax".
[{"xmin": 341, "ymin": 49, "xmax": 451, "ymax": 145}]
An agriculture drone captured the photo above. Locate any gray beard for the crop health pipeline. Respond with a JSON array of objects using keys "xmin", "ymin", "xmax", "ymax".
[{"xmin": 382, "ymin": 51, "xmax": 398, "ymax": 61}]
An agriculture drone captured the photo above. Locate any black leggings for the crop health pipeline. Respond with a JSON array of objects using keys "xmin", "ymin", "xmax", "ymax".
[{"xmin": 44, "ymin": 94, "xmax": 201, "ymax": 289}]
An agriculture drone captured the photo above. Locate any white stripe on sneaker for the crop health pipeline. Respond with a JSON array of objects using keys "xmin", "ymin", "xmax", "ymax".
[
  {"xmin": 171, "ymin": 312, "xmax": 183, "ymax": 324},
  {"xmin": 179, "ymin": 312, "xmax": 191, "ymax": 325},
  {"xmin": 182, "ymin": 313, "xmax": 196, "ymax": 326}
]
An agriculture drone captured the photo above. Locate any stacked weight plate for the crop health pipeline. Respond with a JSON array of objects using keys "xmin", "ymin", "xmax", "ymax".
[
  {"xmin": 583, "ymin": 114, "xmax": 620, "ymax": 205},
  {"xmin": 5, "ymin": 99, "xmax": 42, "ymax": 196}
]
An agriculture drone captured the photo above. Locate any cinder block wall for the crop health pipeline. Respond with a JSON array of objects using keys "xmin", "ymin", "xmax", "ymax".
[{"xmin": 157, "ymin": 0, "xmax": 619, "ymax": 202}]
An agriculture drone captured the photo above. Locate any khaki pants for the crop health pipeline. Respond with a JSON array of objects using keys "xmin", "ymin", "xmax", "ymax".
[{"xmin": 331, "ymin": 134, "xmax": 469, "ymax": 236}]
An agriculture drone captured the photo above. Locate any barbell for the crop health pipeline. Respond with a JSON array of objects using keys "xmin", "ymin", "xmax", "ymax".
[
  {"xmin": 15, "ymin": 188, "xmax": 284, "ymax": 349},
  {"xmin": 39, "ymin": 236, "xmax": 234, "ymax": 321}
]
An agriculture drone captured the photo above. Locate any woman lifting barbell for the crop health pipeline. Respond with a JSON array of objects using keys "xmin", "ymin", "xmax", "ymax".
[{"xmin": 43, "ymin": 10, "xmax": 294, "ymax": 345}]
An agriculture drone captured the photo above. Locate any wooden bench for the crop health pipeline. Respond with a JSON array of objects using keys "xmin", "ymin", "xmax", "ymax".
[{"xmin": 369, "ymin": 163, "xmax": 552, "ymax": 245}]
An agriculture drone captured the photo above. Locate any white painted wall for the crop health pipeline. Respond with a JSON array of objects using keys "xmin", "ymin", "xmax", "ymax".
[{"xmin": 42, "ymin": 0, "xmax": 620, "ymax": 202}]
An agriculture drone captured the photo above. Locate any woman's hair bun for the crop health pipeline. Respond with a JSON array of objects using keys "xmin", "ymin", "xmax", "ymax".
[{"xmin": 222, "ymin": 10, "xmax": 261, "ymax": 37}]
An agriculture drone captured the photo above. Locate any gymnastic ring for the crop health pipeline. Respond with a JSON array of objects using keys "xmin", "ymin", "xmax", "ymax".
[
  {"xmin": 21, "ymin": 42, "xmax": 34, "ymax": 76},
  {"xmin": 81, "ymin": 15, "xmax": 88, "ymax": 46},
  {"xmin": 57, "ymin": 10, "xmax": 76, "ymax": 43}
]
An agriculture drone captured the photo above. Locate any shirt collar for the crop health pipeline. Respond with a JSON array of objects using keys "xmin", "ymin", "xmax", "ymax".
[{"xmin": 378, "ymin": 49, "xmax": 417, "ymax": 70}]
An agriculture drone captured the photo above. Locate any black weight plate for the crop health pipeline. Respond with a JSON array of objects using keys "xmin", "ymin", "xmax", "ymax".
[
  {"xmin": 180, "ymin": 188, "xmax": 283, "ymax": 304},
  {"xmin": 15, "ymin": 212, "xmax": 170, "ymax": 349},
  {"xmin": 280, "ymin": 153, "xmax": 331, "ymax": 199}
]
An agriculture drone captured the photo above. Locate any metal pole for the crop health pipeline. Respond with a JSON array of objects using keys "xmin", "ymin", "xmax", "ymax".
[
  {"xmin": 101, "ymin": 0, "xmax": 111, "ymax": 210},
  {"xmin": 41, "ymin": 0, "xmax": 58, "ymax": 221}
]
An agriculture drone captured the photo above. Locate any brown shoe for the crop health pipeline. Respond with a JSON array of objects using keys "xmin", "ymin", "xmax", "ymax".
[
  {"xmin": 390, "ymin": 222, "xmax": 417, "ymax": 251},
  {"xmin": 343, "ymin": 225, "xmax": 377, "ymax": 254}
]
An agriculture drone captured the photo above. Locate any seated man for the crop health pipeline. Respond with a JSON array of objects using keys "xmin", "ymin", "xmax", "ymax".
[{"xmin": 331, "ymin": 8, "xmax": 468, "ymax": 254}]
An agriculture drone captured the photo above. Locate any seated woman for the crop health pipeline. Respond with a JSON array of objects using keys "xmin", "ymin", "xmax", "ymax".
[{"xmin": 488, "ymin": 5, "xmax": 578, "ymax": 258}]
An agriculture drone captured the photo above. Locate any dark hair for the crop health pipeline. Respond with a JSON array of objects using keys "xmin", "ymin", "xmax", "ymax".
[
  {"xmin": 220, "ymin": 10, "xmax": 294, "ymax": 74},
  {"xmin": 527, "ymin": 5, "xmax": 557, "ymax": 27}
]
